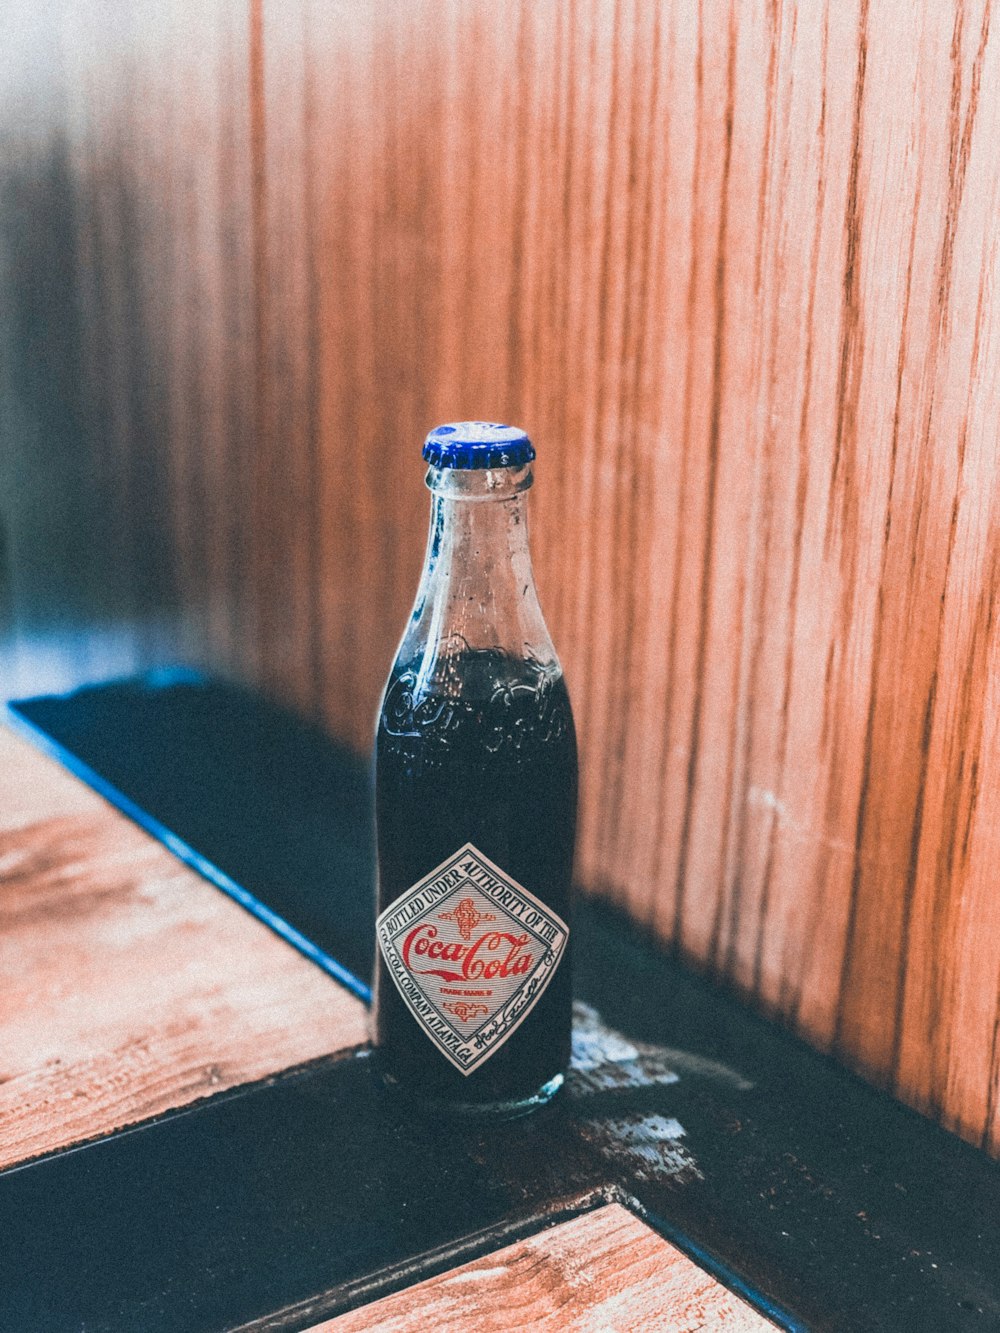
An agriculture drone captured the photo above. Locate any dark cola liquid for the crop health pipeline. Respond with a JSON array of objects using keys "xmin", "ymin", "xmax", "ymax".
[{"xmin": 373, "ymin": 648, "xmax": 577, "ymax": 1113}]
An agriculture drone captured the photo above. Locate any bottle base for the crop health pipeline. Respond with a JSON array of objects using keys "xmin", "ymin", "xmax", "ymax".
[{"xmin": 374, "ymin": 1066, "xmax": 565, "ymax": 1121}]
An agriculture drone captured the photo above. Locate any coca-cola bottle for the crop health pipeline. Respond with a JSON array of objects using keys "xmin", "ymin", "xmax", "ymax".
[{"xmin": 373, "ymin": 422, "xmax": 577, "ymax": 1117}]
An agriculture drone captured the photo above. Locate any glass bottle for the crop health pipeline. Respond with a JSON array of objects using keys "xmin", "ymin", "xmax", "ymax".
[{"xmin": 373, "ymin": 422, "xmax": 577, "ymax": 1117}]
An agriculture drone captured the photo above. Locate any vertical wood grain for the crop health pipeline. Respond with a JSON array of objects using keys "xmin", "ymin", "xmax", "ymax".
[{"xmin": 3, "ymin": 0, "xmax": 999, "ymax": 1155}]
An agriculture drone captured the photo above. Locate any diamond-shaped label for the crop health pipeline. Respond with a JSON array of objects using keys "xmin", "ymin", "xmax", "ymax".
[{"xmin": 376, "ymin": 842, "xmax": 569, "ymax": 1076}]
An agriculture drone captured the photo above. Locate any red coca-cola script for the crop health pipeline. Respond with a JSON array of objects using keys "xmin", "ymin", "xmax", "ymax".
[{"xmin": 401, "ymin": 923, "xmax": 535, "ymax": 983}]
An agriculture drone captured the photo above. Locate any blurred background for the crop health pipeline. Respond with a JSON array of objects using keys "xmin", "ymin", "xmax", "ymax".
[{"xmin": 2, "ymin": 0, "xmax": 999, "ymax": 1155}]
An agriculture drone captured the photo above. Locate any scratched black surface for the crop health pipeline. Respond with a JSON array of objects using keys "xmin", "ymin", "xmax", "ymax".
[{"xmin": 4, "ymin": 676, "xmax": 1000, "ymax": 1333}]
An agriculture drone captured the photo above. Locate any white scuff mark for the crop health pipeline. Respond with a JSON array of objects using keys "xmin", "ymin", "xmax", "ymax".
[
  {"xmin": 579, "ymin": 1111, "xmax": 702, "ymax": 1184},
  {"xmin": 440, "ymin": 1266, "xmax": 507, "ymax": 1285},
  {"xmin": 570, "ymin": 1007, "xmax": 643, "ymax": 1072},
  {"xmin": 747, "ymin": 785, "xmax": 856, "ymax": 858},
  {"xmin": 606, "ymin": 1112, "xmax": 687, "ymax": 1156},
  {"xmin": 652, "ymin": 1049, "xmax": 754, "ymax": 1091},
  {"xmin": 747, "ymin": 785, "xmax": 790, "ymax": 819},
  {"xmin": 567, "ymin": 1004, "xmax": 714, "ymax": 1184},
  {"xmin": 569, "ymin": 1002, "xmax": 753, "ymax": 1095}
]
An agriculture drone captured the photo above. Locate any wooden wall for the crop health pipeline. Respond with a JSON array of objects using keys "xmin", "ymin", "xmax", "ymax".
[{"xmin": 3, "ymin": 0, "xmax": 1000, "ymax": 1155}]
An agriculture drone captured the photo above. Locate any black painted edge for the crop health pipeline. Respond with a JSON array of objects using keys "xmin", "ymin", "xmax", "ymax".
[
  {"xmin": 229, "ymin": 1188, "xmax": 619, "ymax": 1332},
  {"xmin": 621, "ymin": 1191, "xmax": 805, "ymax": 1332},
  {"xmin": 225, "ymin": 1179, "xmax": 805, "ymax": 1332},
  {"xmin": 5, "ymin": 685, "xmax": 371, "ymax": 1003},
  {"xmin": 228, "ymin": 1179, "xmax": 803, "ymax": 1333},
  {"xmin": 0, "ymin": 1044, "xmax": 370, "ymax": 1182}
]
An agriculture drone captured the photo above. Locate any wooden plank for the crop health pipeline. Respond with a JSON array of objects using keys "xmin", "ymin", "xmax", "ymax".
[
  {"xmin": 2, "ymin": 0, "xmax": 1000, "ymax": 1157},
  {"xmin": 314, "ymin": 1203, "xmax": 776, "ymax": 1332},
  {"xmin": 0, "ymin": 728, "xmax": 367, "ymax": 1169}
]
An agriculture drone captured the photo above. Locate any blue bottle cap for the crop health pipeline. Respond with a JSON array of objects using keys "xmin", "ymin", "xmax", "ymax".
[{"xmin": 422, "ymin": 421, "xmax": 535, "ymax": 470}]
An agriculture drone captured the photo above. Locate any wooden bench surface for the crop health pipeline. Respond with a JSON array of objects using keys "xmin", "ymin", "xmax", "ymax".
[
  {"xmin": 0, "ymin": 727, "xmax": 368, "ymax": 1169},
  {"xmin": 317, "ymin": 1204, "xmax": 775, "ymax": 1332}
]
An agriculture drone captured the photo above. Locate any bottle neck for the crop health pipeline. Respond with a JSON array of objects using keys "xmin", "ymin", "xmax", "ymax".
[{"xmin": 395, "ymin": 463, "xmax": 559, "ymax": 695}]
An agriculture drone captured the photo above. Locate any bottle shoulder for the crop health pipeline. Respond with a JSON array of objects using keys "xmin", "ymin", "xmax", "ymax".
[{"xmin": 377, "ymin": 648, "xmax": 576, "ymax": 767}]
